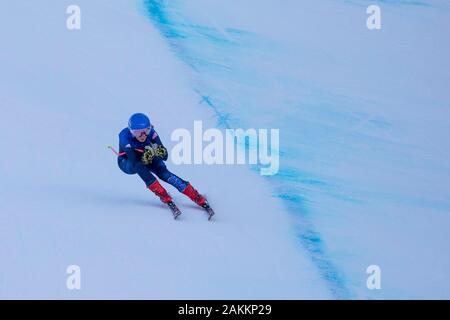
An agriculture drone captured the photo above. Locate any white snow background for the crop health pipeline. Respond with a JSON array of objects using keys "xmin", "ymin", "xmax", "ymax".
[{"xmin": 0, "ymin": 0, "xmax": 449, "ymax": 299}]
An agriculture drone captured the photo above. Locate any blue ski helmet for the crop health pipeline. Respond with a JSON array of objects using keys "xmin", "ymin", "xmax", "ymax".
[{"xmin": 128, "ymin": 113, "xmax": 151, "ymax": 131}]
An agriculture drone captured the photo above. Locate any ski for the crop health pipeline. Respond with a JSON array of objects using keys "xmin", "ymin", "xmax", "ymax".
[
  {"xmin": 202, "ymin": 202, "xmax": 215, "ymax": 221},
  {"xmin": 167, "ymin": 201, "xmax": 182, "ymax": 219}
]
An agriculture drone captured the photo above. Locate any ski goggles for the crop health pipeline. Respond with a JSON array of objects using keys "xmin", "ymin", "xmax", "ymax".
[{"xmin": 130, "ymin": 127, "xmax": 150, "ymax": 138}]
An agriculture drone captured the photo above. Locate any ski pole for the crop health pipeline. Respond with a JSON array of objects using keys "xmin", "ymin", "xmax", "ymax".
[
  {"xmin": 107, "ymin": 145, "xmax": 144, "ymax": 156},
  {"xmin": 107, "ymin": 146, "xmax": 124, "ymax": 156}
]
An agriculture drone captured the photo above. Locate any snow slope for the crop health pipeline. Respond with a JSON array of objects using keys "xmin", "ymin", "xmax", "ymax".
[
  {"xmin": 0, "ymin": 0, "xmax": 328, "ymax": 299},
  {"xmin": 1, "ymin": 0, "xmax": 449, "ymax": 299},
  {"xmin": 143, "ymin": 0, "xmax": 450, "ymax": 299}
]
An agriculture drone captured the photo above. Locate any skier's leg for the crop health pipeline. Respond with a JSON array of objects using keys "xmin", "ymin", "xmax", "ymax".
[
  {"xmin": 181, "ymin": 183, "xmax": 207, "ymax": 207},
  {"xmin": 152, "ymin": 159, "xmax": 207, "ymax": 207},
  {"xmin": 148, "ymin": 179, "xmax": 172, "ymax": 204},
  {"xmin": 118, "ymin": 157, "xmax": 172, "ymax": 203},
  {"xmin": 151, "ymin": 158, "xmax": 188, "ymax": 192},
  {"xmin": 132, "ymin": 161, "xmax": 173, "ymax": 203},
  {"xmin": 152, "ymin": 163, "xmax": 189, "ymax": 192},
  {"xmin": 117, "ymin": 157, "xmax": 136, "ymax": 175}
]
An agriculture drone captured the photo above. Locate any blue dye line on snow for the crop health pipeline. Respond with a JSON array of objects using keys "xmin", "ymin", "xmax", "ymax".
[{"xmin": 143, "ymin": 0, "xmax": 352, "ymax": 299}]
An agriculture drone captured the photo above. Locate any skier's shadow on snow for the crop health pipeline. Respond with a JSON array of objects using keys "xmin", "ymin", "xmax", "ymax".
[
  {"xmin": 183, "ymin": 203, "xmax": 205, "ymax": 211},
  {"xmin": 53, "ymin": 185, "xmax": 166, "ymax": 210}
]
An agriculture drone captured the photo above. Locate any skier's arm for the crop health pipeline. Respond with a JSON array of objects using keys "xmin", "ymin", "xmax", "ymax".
[
  {"xmin": 150, "ymin": 128, "xmax": 163, "ymax": 146},
  {"xmin": 123, "ymin": 144, "xmax": 140, "ymax": 162},
  {"xmin": 150, "ymin": 129, "xmax": 168, "ymax": 161},
  {"xmin": 119, "ymin": 132, "xmax": 140, "ymax": 162}
]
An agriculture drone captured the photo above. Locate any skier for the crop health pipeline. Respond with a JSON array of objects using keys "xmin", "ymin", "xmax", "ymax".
[{"xmin": 116, "ymin": 113, "xmax": 214, "ymax": 219}]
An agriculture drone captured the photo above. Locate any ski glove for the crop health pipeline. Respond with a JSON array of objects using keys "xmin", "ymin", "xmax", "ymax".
[
  {"xmin": 142, "ymin": 146, "xmax": 156, "ymax": 165},
  {"xmin": 154, "ymin": 145, "xmax": 168, "ymax": 159}
]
